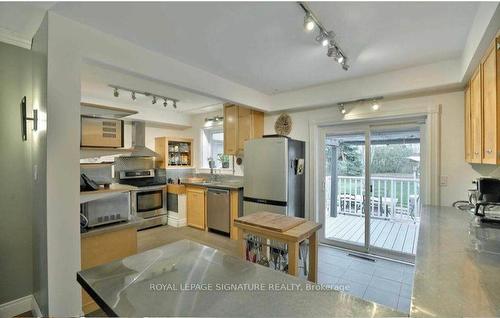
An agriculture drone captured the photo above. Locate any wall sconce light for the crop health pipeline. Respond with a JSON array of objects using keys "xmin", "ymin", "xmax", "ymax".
[{"xmin": 21, "ymin": 96, "xmax": 37, "ymax": 141}]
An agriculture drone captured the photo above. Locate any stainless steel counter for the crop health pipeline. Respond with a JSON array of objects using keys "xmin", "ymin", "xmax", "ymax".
[
  {"xmin": 412, "ymin": 206, "xmax": 500, "ymax": 317},
  {"xmin": 77, "ymin": 239, "xmax": 402, "ymax": 317},
  {"xmin": 80, "ymin": 216, "xmax": 144, "ymax": 239}
]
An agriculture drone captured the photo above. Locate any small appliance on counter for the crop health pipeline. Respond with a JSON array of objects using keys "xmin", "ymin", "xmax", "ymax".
[
  {"xmin": 81, "ymin": 192, "xmax": 131, "ymax": 228},
  {"xmin": 118, "ymin": 168, "xmax": 167, "ymax": 230},
  {"xmin": 474, "ymin": 178, "xmax": 500, "ymax": 222}
]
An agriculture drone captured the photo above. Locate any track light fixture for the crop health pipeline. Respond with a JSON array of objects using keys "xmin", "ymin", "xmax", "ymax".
[
  {"xmin": 304, "ymin": 13, "xmax": 315, "ymax": 31},
  {"xmin": 317, "ymin": 31, "xmax": 333, "ymax": 47},
  {"xmin": 109, "ymin": 84, "xmax": 180, "ymax": 110},
  {"xmin": 338, "ymin": 103, "xmax": 346, "ymax": 115},
  {"xmin": 299, "ymin": 2, "xmax": 350, "ymax": 71},
  {"xmin": 337, "ymin": 96, "xmax": 383, "ymax": 112}
]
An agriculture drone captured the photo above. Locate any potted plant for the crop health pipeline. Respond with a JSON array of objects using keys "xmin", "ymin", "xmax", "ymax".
[{"xmin": 217, "ymin": 154, "xmax": 230, "ymax": 168}]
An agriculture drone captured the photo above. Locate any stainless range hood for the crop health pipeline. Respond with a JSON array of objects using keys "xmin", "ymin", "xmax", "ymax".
[{"xmin": 128, "ymin": 121, "xmax": 161, "ymax": 158}]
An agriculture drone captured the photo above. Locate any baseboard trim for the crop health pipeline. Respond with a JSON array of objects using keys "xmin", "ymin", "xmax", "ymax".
[
  {"xmin": 0, "ymin": 295, "xmax": 34, "ymax": 318},
  {"xmin": 31, "ymin": 296, "xmax": 42, "ymax": 317}
]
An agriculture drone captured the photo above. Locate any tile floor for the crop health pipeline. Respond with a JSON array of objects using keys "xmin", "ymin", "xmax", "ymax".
[{"xmin": 317, "ymin": 245, "xmax": 415, "ymax": 313}]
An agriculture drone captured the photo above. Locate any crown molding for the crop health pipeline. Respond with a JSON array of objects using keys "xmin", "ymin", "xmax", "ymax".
[{"xmin": 0, "ymin": 27, "xmax": 31, "ymax": 49}]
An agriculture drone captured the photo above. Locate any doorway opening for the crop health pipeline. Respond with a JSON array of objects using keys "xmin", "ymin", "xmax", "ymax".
[{"xmin": 321, "ymin": 124, "xmax": 421, "ymax": 262}]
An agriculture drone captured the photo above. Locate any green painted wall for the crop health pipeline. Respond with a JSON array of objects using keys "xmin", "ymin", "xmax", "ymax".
[{"xmin": 0, "ymin": 41, "xmax": 34, "ymax": 304}]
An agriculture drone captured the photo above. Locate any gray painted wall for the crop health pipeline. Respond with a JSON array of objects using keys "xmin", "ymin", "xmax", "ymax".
[
  {"xmin": 0, "ymin": 42, "xmax": 33, "ymax": 303},
  {"xmin": 31, "ymin": 15, "xmax": 49, "ymax": 316}
]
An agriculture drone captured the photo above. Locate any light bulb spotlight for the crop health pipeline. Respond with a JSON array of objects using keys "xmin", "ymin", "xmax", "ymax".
[
  {"xmin": 338, "ymin": 104, "xmax": 346, "ymax": 115},
  {"xmin": 131, "ymin": 91, "xmax": 136, "ymax": 101},
  {"xmin": 304, "ymin": 13, "xmax": 315, "ymax": 31},
  {"xmin": 152, "ymin": 96, "xmax": 157, "ymax": 104},
  {"xmin": 372, "ymin": 102, "xmax": 380, "ymax": 111},
  {"xmin": 113, "ymin": 87, "xmax": 119, "ymax": 97},
  {"xmin": 163, "ymin": 99, "xmax": 168, "ymax": 107}
]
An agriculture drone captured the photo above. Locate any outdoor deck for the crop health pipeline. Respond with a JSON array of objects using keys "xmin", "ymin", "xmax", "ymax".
[{"xmin": 325, "ymin": 214, "xmax": 419, "ymax": 255}]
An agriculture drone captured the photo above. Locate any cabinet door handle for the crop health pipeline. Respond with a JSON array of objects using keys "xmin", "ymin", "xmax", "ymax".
[{"xmin": 486, "ymin": 149, "xmax": 493, "ymax": 154}]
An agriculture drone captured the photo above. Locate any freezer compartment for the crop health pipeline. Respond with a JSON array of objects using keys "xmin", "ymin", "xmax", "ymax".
[
  {"xmin": 207, "ymin": 188, "xmax": 230, "ymax": 233},
  {"xmin": 243, "ymin": 138, "xmax": 288, "ymax": 202},
  {"xmin": 243, "ymin": 199, "xmax": 287, "ymax": 216}
]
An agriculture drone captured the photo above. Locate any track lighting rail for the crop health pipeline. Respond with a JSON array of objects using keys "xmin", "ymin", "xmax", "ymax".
[{"xmin": 108, "ymin": 84, "xmax": 179, "ymax": 109}]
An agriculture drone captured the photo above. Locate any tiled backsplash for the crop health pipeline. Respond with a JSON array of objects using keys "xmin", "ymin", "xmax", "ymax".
[{"xmin": 81, "ymin": 157, "xmax": 243, "ymax": 185}]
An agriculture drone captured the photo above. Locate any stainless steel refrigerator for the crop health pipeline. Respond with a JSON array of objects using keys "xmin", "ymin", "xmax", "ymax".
[{"xmin": 243, "ymin": 136, "xmax": 305, "ymax": 217}]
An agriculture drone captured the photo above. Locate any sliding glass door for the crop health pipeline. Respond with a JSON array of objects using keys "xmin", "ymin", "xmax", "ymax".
[{"xmin": 319, "ymin": 123, "xmax": 422, "ymax": 261}]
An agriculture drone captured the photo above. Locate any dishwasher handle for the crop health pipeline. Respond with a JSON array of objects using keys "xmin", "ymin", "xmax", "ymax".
[{"xmin": 208, "ymin": 188, "xmax": 230, "ymax": 195}]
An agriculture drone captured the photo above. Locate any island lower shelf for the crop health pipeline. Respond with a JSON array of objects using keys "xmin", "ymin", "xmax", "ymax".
[{"xmin": 81, "ymin": 226, "xmax": 138, "ymax": 314}]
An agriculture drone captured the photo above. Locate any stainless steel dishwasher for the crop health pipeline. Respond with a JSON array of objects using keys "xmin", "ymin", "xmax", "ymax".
[{"xmin": 207, "ymin": 188, "xmax": 230, "ymax": 234}]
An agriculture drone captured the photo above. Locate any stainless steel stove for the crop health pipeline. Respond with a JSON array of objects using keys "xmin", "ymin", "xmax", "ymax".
[{"xmin": 119, "ymin": 169, "xmax": 167, "ymax": 230}]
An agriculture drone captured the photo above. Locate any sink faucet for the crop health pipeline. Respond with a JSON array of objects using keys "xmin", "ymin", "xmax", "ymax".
[{"xmin": 208, "ymin": 158, "xmax": 218, "ymax": 182}]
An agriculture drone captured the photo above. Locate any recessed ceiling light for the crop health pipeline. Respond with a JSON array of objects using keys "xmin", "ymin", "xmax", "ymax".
[{"xmin": 372, "ymin": 102, "xmax": 380, "ymax": 111}]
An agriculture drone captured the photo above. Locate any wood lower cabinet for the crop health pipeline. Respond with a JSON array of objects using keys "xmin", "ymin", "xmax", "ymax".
[
  {"xmin": 465, "ymin": 34, "xmax": 500, "ymax": 164},
  {"xmin": 223, "ymin": 104, "xmax": 264, "ymax": 155},
  {"xmin": 186, "ymin": 186, "xmax": 206, "ymax": 230},
  {"xmin": 81, "ymin": 227, "xmax": 137, "ymax": 314}
]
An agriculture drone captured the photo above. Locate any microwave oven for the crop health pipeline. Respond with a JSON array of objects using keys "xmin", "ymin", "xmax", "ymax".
[
  {"xmin": 81, "ymin": 192, "xmax": 131, "ymax": 228},
  {"xmin": 81, "ymin": 116, "xmax": 124, "ymax": 148}
]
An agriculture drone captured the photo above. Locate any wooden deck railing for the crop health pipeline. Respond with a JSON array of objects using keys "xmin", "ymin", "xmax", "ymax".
[{"xmin": 325, "ymin": 175, "xmax": 420, "ymax": 221}]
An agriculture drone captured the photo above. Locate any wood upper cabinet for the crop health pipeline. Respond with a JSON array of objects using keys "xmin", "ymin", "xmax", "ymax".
[
  {"xmin": 224, "ymin": 105, "xmax": 238, "ymax": 155},
  {"xmin": 464, "ymin": 83, "xmax": 472, "ymax": 162},
  {"xmin": 155, "ymin": 137, "xmax": 194, "ymax": 168},
  {"xmin": 186, "ymin": 186, "xmax": 206, "ymax": 230},
  {"xmin": 481, "ymin": 38, "xmax": 498, "ymax": 164},
  {"xmin": 470, "ymin": 66, "xmax": 483, "ymax": 163},
  {"xmin": 465, "ymin": 34, "xmax": 500, "ymax": 165},
  {"xmin": 223, "ymin": 104, "xmax": 264, "ymax": 155}
]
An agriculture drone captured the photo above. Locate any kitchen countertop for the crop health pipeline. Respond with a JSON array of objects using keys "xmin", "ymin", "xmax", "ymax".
[
  {"xmin": 182, "ymin": 180, "xmax": 243, "ymax": 190},
  {"xmin": 80, "ymin": 183, "xmax": 137, "ymax": 204},
  {"xmin": 412, "ymin": 206, "xmax": 500, "ymax": 317},
  {"xmin": 81, "ymin": 216, "xmax": 143, "ymax": 239},
  {"xmin": 77, "ymin": 239, "xmax": 402, "ymax": 317}
]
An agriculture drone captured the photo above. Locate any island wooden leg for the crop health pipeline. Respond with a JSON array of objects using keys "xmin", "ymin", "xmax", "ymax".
[
  {"xmin": 238, "ymin": 229, "xmax": 246, "ymax": 260},
  {"xmin": 308, "ymin": 232, "xmax": 318, "ymax": 282},
  {"xmin": 287, "ymin": 241, "xmax": 299, "ymax": 277}
]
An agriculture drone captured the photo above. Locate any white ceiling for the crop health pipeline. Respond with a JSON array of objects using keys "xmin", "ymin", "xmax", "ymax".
[
  {"xmin": 48, "ymin": 2, "xmax": 479, "ymax": 94},
  {"xmin": 0, "ymin": 2, "xmax": 54, "ymax": 39},
  {"xmin": 81, "ymin": 62, "xmax": 223, "ymax": 114}
]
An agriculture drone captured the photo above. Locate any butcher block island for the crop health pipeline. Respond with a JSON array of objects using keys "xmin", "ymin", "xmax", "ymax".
[
  {"xmin": 77, "ymin": 240, "xmax": 402, "ymax": 317},
  {"xmin": 234, "ymin": 212, "xmax": 321, "ymax": 282}
]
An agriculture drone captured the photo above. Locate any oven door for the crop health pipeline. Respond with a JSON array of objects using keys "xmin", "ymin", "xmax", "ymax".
[{"xmin": 136, "ymin": 190, "xmax": 164, "ymax": 218}]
